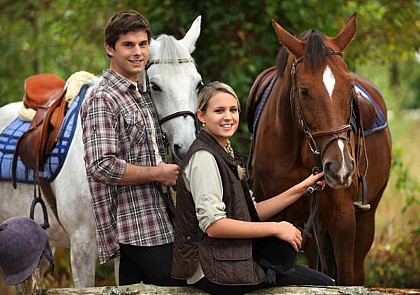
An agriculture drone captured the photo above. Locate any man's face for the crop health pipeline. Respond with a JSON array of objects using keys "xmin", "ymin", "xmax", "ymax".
[{"xmin": 105, "ymin": 30, "xmax": 149, "ymax": 82}]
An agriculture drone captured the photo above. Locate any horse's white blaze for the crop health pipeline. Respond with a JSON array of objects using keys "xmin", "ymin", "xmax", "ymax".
[
  {"xmin": 323, "ymin": 65, "xmax": 335, "ymax": 99},
  {"xmin": 337, "ymin": 139, "xmax": 348, "ymax": 180}
]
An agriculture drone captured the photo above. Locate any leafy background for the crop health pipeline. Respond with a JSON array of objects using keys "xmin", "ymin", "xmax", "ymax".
[{"xmin": 0, "ymin": 0, "xmax": 419, "ymax": 291}]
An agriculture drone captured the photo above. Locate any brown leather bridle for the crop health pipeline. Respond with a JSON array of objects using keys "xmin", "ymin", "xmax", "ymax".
[
  {"xmin": 290, "ymin": 51, "xmax": 361, "ymax": 269},
  {"xmin": 290, "ymin": 50, "xmax": 355, "ymax": 166}
]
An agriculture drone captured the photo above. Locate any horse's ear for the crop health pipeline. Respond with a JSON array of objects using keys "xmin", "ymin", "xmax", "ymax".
[
  {"xmin": 180, "ymin": 15, "xmax": 201, "ymax": 54},
  {"xmin": 272, "ymin": 20, "xmax": 304, "ymax": 58},
  {"xmin": 331, "ymin": 13, "xmax": 357, "ymax": 52}
]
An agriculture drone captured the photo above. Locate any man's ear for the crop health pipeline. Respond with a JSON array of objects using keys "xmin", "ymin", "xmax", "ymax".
[{"xmin": 104, "ymin": 42, "xmax": 114, "ymax": 57}]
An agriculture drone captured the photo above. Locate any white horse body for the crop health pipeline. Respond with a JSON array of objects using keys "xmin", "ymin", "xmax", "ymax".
[{"xmin": 0, "ymin": 16, "xmax": 201, "ymax": 288}]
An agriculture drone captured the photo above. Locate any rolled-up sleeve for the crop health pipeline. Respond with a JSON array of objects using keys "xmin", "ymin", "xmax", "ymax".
[
  {"xmin": 183, "ymin": 150, "xmax": 226, "ymax": 232},
  {"xmin": 81, "ymin": 89, "xmax": 126, "ymax": 185}
]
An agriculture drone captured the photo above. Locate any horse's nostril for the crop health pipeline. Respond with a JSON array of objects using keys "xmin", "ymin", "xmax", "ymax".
[
  {"xmin": 323, "ymin": 161, "xmax": 333, "ymax": 174},
  {"xmin": 350, "ymin": 159, "xmax": 356, "ymax": 172},
  {"xmin": 345, "ymin": 159, "xmax": 356, "ymax": 179}
]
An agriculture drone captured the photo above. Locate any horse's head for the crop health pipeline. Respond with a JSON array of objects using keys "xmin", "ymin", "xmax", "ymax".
[
  {"xmin": 147, "ymin": 16, "xmax": 202, "ymax": 165},
  {"xmin": 273, "ymin": 14, "xmax": 358, "ymax": 188}
]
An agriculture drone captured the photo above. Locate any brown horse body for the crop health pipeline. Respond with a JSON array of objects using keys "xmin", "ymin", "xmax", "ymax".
[{"xmin": 247, "ymin": 14, "xmax": 392, "ymax": 285}]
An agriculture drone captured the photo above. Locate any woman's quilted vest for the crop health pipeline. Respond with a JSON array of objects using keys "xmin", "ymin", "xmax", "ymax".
[{"xmin": 172, "ymin": 131, "xmax": 265, "ymax": 285}]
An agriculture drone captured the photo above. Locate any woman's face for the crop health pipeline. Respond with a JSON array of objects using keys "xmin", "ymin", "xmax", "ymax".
[{"xmin": 197, "ymin": 91, "xmax": 239, "ymax": 146}]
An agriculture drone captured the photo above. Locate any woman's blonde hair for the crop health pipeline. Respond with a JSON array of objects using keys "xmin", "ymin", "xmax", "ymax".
[{"xmin": 197, "ymin": 81, "xmax": 240, "ymax": 113}]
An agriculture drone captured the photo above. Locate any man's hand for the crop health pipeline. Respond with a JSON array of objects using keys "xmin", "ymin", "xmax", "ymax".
[{"xmin": 157, "ymin": 162, "xmax": 180, "ymax": 186}]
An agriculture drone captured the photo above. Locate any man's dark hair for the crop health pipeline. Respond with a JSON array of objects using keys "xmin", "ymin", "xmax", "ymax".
[{"xmin": 105, "ymin": 10, "xmax": 152, "ymax": 52}]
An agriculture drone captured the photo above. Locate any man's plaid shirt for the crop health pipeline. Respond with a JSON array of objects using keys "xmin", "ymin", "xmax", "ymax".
[{"xmin": 81, "ymin": 69, "xmax": 173, "ymax": 264}]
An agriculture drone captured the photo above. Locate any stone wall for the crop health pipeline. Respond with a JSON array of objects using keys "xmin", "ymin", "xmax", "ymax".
[{"xmin": 40, "ymin": 284, "xmax": 403, "ymax": 295}]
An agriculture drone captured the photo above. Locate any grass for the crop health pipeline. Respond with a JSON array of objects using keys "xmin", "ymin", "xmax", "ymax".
[
  {"xmin": 364, "ymin": 115, "xmax": 420, "ymax": 288},
  {"xmin": 374, "ymin": 115, "xmax": 420, "ymax": 241}
]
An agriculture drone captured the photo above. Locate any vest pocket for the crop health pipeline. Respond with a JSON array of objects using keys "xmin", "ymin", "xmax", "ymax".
[
  {"xmin": 210, "ymin": 243, "xmax": 255, "ymax": 284},
  {"xmin": 213, "ymin": 244, "xmax": 252, "ymax": 261}
]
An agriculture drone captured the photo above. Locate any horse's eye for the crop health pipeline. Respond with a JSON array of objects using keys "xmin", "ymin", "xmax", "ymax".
[
  {"xmin": 150, "ymin": 83, "xmax": 161, "ymax": 92},
  {"xmin": 299, "ymin": 88, "xmax": 309, "ymax": 97}
]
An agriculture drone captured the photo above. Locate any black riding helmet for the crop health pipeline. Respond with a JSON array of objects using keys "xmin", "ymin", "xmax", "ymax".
[
  {"xmin": 0, "ymin": 216, "xmax": 54, "ymax": 285},
  {"xmin": 253, "ymin": 236, "xmax": 297, "ymax": 285}
]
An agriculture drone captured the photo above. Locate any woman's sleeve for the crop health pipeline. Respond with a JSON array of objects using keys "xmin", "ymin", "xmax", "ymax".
[{"xmin": 184, "ymin": 150, "xmax": 226, "ymax": 232}]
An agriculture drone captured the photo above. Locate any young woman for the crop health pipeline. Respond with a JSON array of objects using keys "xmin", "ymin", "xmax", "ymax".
[{"xmin": 172, "ymin": 81, "xmax": 334, "ymax": 294}]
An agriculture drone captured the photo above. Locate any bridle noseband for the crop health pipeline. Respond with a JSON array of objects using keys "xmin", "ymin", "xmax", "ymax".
[
  {"xmin": 147, "ymin": 58, "xmax": 195, "ymax": 68},
  {"xmin": 290, "ymin": 50, "xmax": 354, "ymax": 165}
]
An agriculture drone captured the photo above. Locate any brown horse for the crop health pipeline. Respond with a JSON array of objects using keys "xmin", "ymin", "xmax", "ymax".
[{"xmin": 246, "ymin": 13, "xmax": 392, "ymax": 285}]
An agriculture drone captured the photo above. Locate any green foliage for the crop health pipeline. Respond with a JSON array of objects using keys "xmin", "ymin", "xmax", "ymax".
[
  {"xmin": 364, "ymin": 148, "xmax": 420, "ymax": 288},
  {"xmin": 365, "ymin": 229, "xmax": 420, "ymax": 288},
  {"xmin": 399, "ymin": 58, "xmax": 420, "ymax": 109},
  {"xmin": 1, "ymin": 0, "xmax": 420, "ymax": 111},
  {"xmin": 390, "ymin": 148, "xmax": 420, "ymax": 228}
]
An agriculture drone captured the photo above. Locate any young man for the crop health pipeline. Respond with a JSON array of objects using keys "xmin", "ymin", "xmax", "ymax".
[{"xmin": 81, "ymin": 10, "xmax": 184, "ymax": 286}]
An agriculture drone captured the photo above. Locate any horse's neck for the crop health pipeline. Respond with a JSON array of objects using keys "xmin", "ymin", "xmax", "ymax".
[
  {"xmin": 263, "ymin": 77, "xmax": 310, "ymax": 166},
  {"xmin": 271, "ymin": 77, "xmax": 299, "ymax": 138}
]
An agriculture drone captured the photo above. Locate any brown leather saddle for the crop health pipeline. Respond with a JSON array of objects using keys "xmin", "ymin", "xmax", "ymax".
[
  {"xmin": 12, "ymin": 74, "xmax": 67, "ymax": 181},
  {"xmin": 12, "ymin": 74, "xmax": 68, "ymax": 228}
]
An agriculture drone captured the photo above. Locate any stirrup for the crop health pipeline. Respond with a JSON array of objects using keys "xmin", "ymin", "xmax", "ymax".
[{"xmin": 353, "ymin": 201, "xmax": 371, "ymax": 211}]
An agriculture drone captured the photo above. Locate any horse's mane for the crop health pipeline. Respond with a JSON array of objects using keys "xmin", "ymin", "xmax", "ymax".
[
  {"xmin": 276, "ymin": 29, "xmax": 327, "ymax": 76},
  {"xmin": 151, "ymin": 34, "xmax": 196, "ymax": 71}
]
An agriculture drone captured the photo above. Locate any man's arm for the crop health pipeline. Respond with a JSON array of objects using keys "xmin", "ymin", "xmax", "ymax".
[{"xmin": 120, "ymin": 162, "xmax": 179, "ymax": 187}]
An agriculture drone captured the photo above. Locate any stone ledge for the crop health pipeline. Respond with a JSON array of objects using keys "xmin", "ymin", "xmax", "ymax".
[{"xmin": 39, "ymin": 284, "xmax": 419, "ymax": 295}]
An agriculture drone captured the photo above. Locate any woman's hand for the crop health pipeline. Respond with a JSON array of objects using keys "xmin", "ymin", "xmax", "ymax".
[
  {"xmin": 256, "ymin": 171, "xmax": 326, "ymax": 221},
  {"xmin": 272, "ymin": 221, "xmax": 302, "ymax": 251},
  {"xmin": 301, "ymin": 171, "xmax": 326, "ymax": 193}
]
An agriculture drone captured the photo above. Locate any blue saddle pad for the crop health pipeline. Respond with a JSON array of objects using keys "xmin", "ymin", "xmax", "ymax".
[
  {"xmin": 0, "ymin": 84, "xmax": 88, "ymax": 183},
  {"xmin": 251, "ymin": 75, "xmax": 277, "ymax": 136},
  {"xmin": 354, "ymin": 83, "xmax": 387, "ymax": 136}
]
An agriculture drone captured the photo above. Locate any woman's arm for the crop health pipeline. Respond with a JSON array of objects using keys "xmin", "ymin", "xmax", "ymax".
[
  {"xmin": 206, "ymin": 218, "xmax": 303, "ymax": 251},
  {"xmin": 255, "ymin": 172, "xmax": 325, "ymax": 221}
]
